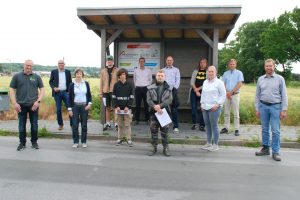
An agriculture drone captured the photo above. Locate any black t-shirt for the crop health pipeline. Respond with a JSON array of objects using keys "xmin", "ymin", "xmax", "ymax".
[
  {"xmin": 195, "ymin": 69, "xmax": 206, "ymax": 88},
  {"xmin": 107, "ymin": 66, "xmax": 113, "ymax": 87}
]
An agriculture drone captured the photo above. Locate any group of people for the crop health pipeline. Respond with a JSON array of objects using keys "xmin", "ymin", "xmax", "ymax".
[{"xmin": 9, "ymin": 57, "xmax": 288, "ymax": 161}]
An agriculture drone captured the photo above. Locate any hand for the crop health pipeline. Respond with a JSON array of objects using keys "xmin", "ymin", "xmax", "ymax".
[
  {"xmin": 54, "ymin": 87, "xmax": 60, "ymax": 92},
  {"xmin": 226, "ymin": 92, "xmax": 232, "ymax": 99},
  {"xmin": 85, "ymin": 104, "xmax": 91, "ymax": 111},
  {"xmin": 280, "ymin": 111, "xmax": 287, "ymax": 120},
  {"xmin": 68, "ymin": 110, "xmax": 73, "ymax": 117},
  {"xmin": 124, "ymin": 107, "xmax": 129, "ymax": 113},
  {"xmin": 211, "ymin": 104, "xmax": 219, "ymax": 112},
  {"xmin": 196, "ymin": 91, "xmax": 201, "ymax": 97},
  {"xmin": 116, "ymin": 107, "xmax": 121, "ymax": 113},
  {"xmin": 14, "ymin": 103, "xmax": 21, "ymax": 113},
  {"xmin": 31, "ymin": 101, "xmax": 39, "ymax": 111},
  {"xmin": 154, "ymin": 105, "xmax": 161, "ymax": 112},
  {"xmin": 256, "ymin": 111, "xmax": 260, "ymax": 118}
]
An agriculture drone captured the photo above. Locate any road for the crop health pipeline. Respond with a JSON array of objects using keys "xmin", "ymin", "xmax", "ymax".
[{"xmin": 0, "ymin": 137, "xmax": 299, "ymax": 200}]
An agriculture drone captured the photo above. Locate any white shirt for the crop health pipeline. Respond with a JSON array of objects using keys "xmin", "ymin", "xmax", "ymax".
[
  {"xmin": 133, "ymin": 67, "xmax": 152, "ymax": 87},
  {"xmin": 74, "ymin": 80, "xmax": 87, "ymax": 103},
  {"xmin": 58, "ymin": 70, "xmax": 67, "ymax": 90},
  {"xmin": 201, "ymin": 77, "xmax": 226, "ymax": 110}
]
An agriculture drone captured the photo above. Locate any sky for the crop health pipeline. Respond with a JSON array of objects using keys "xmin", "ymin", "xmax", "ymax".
[{"xmin": 0, "ymin": 0, "xmax": 299, "ymax": 71}]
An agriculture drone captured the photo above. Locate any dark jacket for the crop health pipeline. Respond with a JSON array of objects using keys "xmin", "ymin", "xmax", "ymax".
[
  {"xmin": 112, "ymin": 80, "xmax": 134, "ymax": 110},
  {"xmin": 147, "ymin": 81, "xmax": 173, "ymax": 114},
  {"xmin": 49, "ymin": 69, "xmax": 72, "ymax": 96},
  {"xmin": 68, "ymin": 81, "xmax": 92, "ymax": 108}
]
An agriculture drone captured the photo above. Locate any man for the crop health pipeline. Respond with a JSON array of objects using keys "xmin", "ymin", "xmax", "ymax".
[
  {"xmin": 9, "ymin": 59, "xmax": 45, "ymax": 151},
  {"xmin": 133, "ymin": 57, "xmax": 152, "ymax": 125},
  {"xmin": 49, "ymin": 59, "xmax": 72, "ymax": 130},
  {"xmin": 163, "ymin": 56, "xmax": 180, "ymax": 133},
  {"xmin": 189, "ymin": 58, "xmax": 207, "ymax": 131},
  {"xmin": 147, "ymin": 70, "xmax": 173, "ymax": 156},
  {"xmin": 100, "ymin": 55, "xmax": 118, "ymax": 131},
  {"xmin": 112, "ymin": 68, "xmax": 134, "ymax": 146},
  {"xmin": 254, "ymin": 59, "xmax": 288, "ymax": 162},
  {"xmin": 220, "ymin": 59, "xmax": 244, "ymax": 136}
]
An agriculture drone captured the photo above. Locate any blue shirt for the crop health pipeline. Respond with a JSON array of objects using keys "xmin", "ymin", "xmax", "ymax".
[
  {"xmin": 163, "ymin": 66, "xmax": 180, "ymax": 90},
  {"xmin": 222, "ymin": 69, "xmax": 244, "ymax": 92},
  {"xmin": 74, "ymin": 80, "xmax": 87, "ymax": 103}
]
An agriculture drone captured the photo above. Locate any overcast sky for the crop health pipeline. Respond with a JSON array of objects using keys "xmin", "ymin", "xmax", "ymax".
[{"xmin": 0, "ymin": 0, "xmax": 299, "ymax": 71}]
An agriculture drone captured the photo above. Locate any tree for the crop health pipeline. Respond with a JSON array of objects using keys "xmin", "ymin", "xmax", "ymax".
[{"xmin": 261, "ymin": 7, "xmax": 300, "ymax": 71}]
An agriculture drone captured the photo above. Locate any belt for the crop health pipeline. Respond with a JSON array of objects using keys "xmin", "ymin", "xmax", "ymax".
[
  {"xmin": 136, "ymin": 86, "xmax": 148, "ymax": 88},
  {"xmin": 74, "ymin": 102, "xmax": 86, "ymax": 105},
  {"xmin": 260, "ymin": 100, "xmax": 281, "ymax": 106}
]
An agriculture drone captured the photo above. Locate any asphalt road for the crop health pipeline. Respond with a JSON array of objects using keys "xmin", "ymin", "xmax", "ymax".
[{"xmin": 0, "ymin": 137, "xmax": 300, "ymax": 200}]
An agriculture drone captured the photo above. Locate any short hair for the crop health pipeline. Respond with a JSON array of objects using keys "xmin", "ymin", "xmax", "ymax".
[
  {"xmin": 228, "ymin": 59, "xmax": 237, "ymax": 65},
  {"xmin": 117, "ymin": 68, "xmax": 128, "ymax": 78},
  {"xmin": 74, "ymin": 68, "xmax": 84, "ymax": 77},
  {"xmin": 156, "ymin": 69, "xmax": 165, "ymax": 75},
  {"xmin": 139, "ymin": 57, "xmax": 145, "ymax": 62},
  {"xmin": 265, "ymin": 58, "xmax": 275, "ymax": 65}
]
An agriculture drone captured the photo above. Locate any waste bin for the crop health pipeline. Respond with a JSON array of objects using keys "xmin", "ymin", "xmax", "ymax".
[{"xmin": 0, "ymin": 90, "xmax": 9, "ymax": 111}]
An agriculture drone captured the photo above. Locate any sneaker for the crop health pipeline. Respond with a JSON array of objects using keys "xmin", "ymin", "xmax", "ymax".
[
  {"xmin": 127, "ymin": 140, "xmax": 133, "ymax": 147},
  {"xmin": 199, "ymin": 126, "xmax": 206, "ymax": 132},
  {"xmin": 201, "ymin": 143, "xmax": 212, "ymax": 150},
  {"xmin": 72, "ymin": 143, "xmax": 79, "ymax": 148},
  {"xmin": 115, "ymin": 124, "xmax": 118, "ymax": 131},
  {"xmin": 173, "ymin": 128, "xmax": 179, "ymax": 133},
  {"xmin": 255, "ymin": 146, "xmax": 270, "ymax": 156},
  {"xmin": 234, "ymin": 130, "xmax": 240, "ymax": 136},
  {"xmin": 82, "ymin": 143, "xmax": 87, "ymax": 148},
  {"xmin": 191, "ymin": 124, "xmax": 197, "ymax": 130},
  {"xmin": 115, "ymin": 139, "xmax": 123, "ymax": 146},
  {"xmin": 103, "ymin": 123, "xmax": 111, "ymax": 131},
  {"xmin": 220, "ymin": 128, "xmax": 228, "ymax": 134},
  {"xmin": 208, "ymin": 144, "xmax": 219, "ymax": 152},
  {"xmin": 58, "ymin": 125, "xmax": 64, "ymax": 130},
  {"xmin": 163, "ymin": 147, "xmax": 171, "ymax": 157},
  {"xmin": 31, "ymin": 143, "xmax": 39, "ymax": 149},
  {"xmin": 272, "ymin": 153, "xmax": 281, "ymax": 161},
  {"xmin": 17, "ymin": 143, "xmax": 26, "ymax": 151}
]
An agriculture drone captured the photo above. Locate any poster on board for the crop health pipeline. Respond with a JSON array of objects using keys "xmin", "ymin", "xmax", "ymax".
[{"xmin": 118, "ymin": 42, "xmax": 161, "ymax": 74}]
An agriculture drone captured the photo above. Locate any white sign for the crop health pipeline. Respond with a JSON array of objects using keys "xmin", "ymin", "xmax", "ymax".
[{"xmin": 118, "ymin": 42, "xmax": 161, "ymax": 74}]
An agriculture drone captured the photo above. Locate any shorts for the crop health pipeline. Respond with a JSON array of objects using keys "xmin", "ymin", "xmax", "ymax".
[{"xmin": 103, "ymin": 93, "xmax": 113, "ymax": 108}]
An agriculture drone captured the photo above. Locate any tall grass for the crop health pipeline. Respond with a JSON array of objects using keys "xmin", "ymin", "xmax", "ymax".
[{"xmin": 1, "ymin": 76, "xmax": 299, "ymax": 125}]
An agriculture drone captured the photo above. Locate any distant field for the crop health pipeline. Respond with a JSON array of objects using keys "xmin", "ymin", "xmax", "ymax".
[{"xmin": 0, "ymin": 76, "xmax": 299, "ymax": 125}]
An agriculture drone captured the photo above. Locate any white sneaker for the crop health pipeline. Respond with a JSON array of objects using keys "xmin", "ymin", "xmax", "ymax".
[
  {"xmin": 201, "ymin": 143, "xmax": 212, "ymax": 150},
  {"xmin": 208, "ymin": 144, "xmax": 219, "ymax": 152},
  {"xmin": 173, "ymin": 128, "xmax": 179, "ymax": 133},
  {"xmin": 115, "ymin": 139, "xmax": 123, "ymax": 146},
  {"xmin": 82, "ymin": 143, "xmax": 87, "ymax": 148},
  {"xmin": 127, "ymin": 140, "xmax": 133, "ymax": 147},
  {"xmin": 72, "ymin": 143, "xmax": 79, "ymax": 148}
]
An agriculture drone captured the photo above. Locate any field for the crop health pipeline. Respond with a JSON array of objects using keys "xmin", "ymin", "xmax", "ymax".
[{"xmin": 0, "ymin": 76, "xmax": 299, "ymax": 125}]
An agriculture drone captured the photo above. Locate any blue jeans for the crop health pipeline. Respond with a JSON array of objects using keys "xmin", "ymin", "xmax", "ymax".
[
  {"xmin": 72, "ymin": 104, "xmax": 88, "ymax": 144},
  {"xmin": 190, "ymin": 90, "xmax": 205, "ymax": 127},
  {"xmin": 259, "ymin": 103, "xmax": 281, "ymax": 153},
  {"xmin": 202, "ymin": 107, "xmax": 221, "ymax": 145},
  {"xmin": 171, "ymin": 106, "xmax": 179, "ymax": 129},
  {"xmin": 54, "ymin": 91, "xmax": 71, "ymax": 126},
  {"xmin": 18, "ymin": 105, "xmax": 39, "ymax": 145}
]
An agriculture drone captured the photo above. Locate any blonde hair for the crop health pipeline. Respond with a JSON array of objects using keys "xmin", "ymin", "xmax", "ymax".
[{"xmin": 265, "ymin": 58, "xmax": 275, "ymax": 65}]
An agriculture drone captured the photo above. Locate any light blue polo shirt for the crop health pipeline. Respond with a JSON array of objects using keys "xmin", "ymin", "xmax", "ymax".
[{"xmin": 222, "ymin": 69, "xmax": 244, "ymax": 92}]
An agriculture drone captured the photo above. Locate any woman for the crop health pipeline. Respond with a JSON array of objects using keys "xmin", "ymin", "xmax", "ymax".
[
  {"xmin": 200, "ymin": 66, "xmax": 226, "ymax": 151},
  {"xmin": 189, "ymin": 58, "xmax": 208, "ymax": 131},
  {"xmin": 68, "ymin": 69, "xmax": 92, "ymax": 148}
]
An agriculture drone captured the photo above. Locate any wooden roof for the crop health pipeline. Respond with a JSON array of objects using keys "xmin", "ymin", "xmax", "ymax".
[{"xmin": 77, "ymin": 6, "xmax": 241, "ymax": 42}]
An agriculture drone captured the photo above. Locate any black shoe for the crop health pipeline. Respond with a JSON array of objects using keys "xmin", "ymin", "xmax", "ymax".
[
  {"xmin": 220, "ymin": 128, "xmax": 228, "ymax": 134},
  {"xmin": 17, "ymin": 143, "xmax": 26, "ymax": 151},
  {"xmin": 199, "ymin": 126, "xmax": 206, "ymax": 132},
  {"xmin": 163, "ymin": 147, "xmax": 171, "ymax": 157},
  {"xmin": 255, "ymin": 147, "xmax": 270, "ymax": 156},
  {"xmin": 115, "ymin": 139, "xmax": 123, "ymax": 146},
  {"xmin": 234, "ymin": 130, "xmax": 240, "ymax": 136},
  {"xmin": 115, "ymin": 125, "xmax": 118, "ymax": 131},
  {"xmin": 32, "ymin": 143, "xmax": 39, "ymax": 149},
  {"xmin": 103, "ymin": 123, "xmax": 111, "ymax": 131},
  {"xmin": 272, "ymin": 153, "xmax": 281, "ymax": 161},
  {"xmin": 191, "ymin": 125, "xmax": 197, "ymax": 130},
  {"xmin": 148, "ymin": 146, "xmax": 157, "ymax": 156}
]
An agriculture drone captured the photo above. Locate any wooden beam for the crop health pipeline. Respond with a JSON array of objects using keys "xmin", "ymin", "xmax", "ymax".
[
  {"xmin": 130, "ymin": 15, "xmax": 144, "ymax": 38},
  {"xmin": 212, "ymin": 28, "xmax": 219, "ymax": 68},
  {"xmin": 195, "ymin": 29, "xmax": 213, "ymax": 48},
  {"xmin": 106, "ymin": 29, "xmax": 123, "ymax": 47}
]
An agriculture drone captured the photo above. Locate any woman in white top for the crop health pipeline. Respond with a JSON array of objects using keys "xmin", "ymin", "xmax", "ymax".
[
  {"xmin": 68, "ymin": 69, "xmax": 92, "ymax": 148},
  {"xmin": 200, "ymin": 66, "xmax": 226, "ymax": 151}
]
